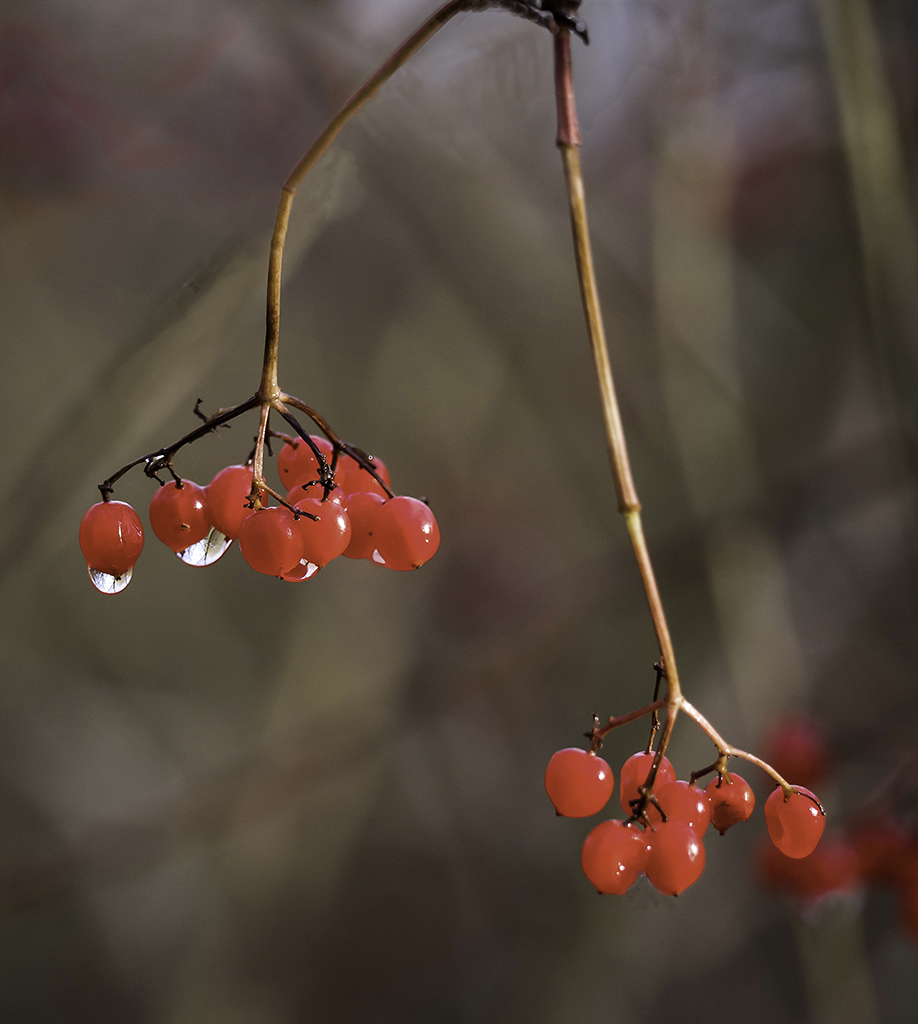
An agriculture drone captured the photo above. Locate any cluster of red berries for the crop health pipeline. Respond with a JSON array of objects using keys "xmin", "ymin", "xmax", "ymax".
[
  {"xmin": 754, "ymin": 717, "xmax": 918, "ymax": 940},
  {"xmin": 545, "ymin": 745, "xmax": 825, "ymax": 896},
  {"xmin": 79, "ymin": 436, "xmax": 440, "ymax": 593}
]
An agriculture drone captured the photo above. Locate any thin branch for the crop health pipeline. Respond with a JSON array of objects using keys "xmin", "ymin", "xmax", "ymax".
[
  {"xmin": 260, "ymin": 0, "xmax": 471, "ymax": 401},
  {"xmin": 553, "ymin": 30, "xmax": 682, "ymax": 734},
  {"xmin": 99, "ymin": 395, "xmax": 260, "ymax": 497}
]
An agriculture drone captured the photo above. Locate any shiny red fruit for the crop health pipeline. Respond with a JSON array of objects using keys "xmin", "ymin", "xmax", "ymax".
[
  {"xmin": 372, "ymin": 496, "xmax": 440, "ymax": 571},
  {"xmin": 763, "ymin": 716, "xmax": 830, "ymax": 789},
  {"xmin": 338, "ymin": 454, "xmax": 391, "ymax": 498},
  {"xmin": 645, "ymin": 820, "xmax": 705, "ymax": 895},
  {"xmin": 765, "ymin": 786, "xmax": 826, "ymax": 858},
  {"xmin": 79, "ymin": 501, "xmax": 144, "ymax": 576},
  {"xmin": 149, "ymin": 480, "xmax": 210, "ymax": 552},
  {"xmin": 238, "ymin": 507, "xmax": 301, "ymax": 576},
  {"xmin": 581, "ymin": 819, "xmax": 648, "ymax": 894},
  {"xmin": 286, "ymin": 481, "xmax": 345, "ymax": 506},
  {"xmin": 545, "ymin": 748, "xmax": 615, "ymax": 818},
  {"xmin": 648, "ymin": 780, "xmax": 711, "ymax": 836},
  {"xmin": 619, "ymin": 751, "xmax": 676, "ymax": 815},
  {"xmin": 277, "ymin": 436, "xmax": 335, "ymax": 490},
  {"xmin": 206, "ymin": 465, "xmax": 262, "ymax": 540},
  {"xmin": 293, "ymin": 496, "xmax": 352, "ymax": 566},
  {"xmin": 705, "ymin": 773, "xmax": 756, "ymax": 834},
  {"xmin": 341, "ymin": 491, "xmax": 386, "ymax": 560}
]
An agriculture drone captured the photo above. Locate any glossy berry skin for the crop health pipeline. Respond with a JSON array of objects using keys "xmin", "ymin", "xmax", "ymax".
[
  {"xmin": 645, "ymin": 820, "xmax": 705, "ymax": 895},
  {"xmin": 765, "ymin": 786, "xmax": 826, "ymax": 859},
  {"xmin": 648, "ymin": 780, "xmax": 711, "ymax": 836},
  {"xmin": 763, "ymin": 716, "xmax": 830, "ymax": 789},
  {"xmin": 293, "ymin": 496, "xmax": 352, "ymax": 566},
  {"xmin": 372, "ymin": 496, "xmax": 440, "ymax": 571},
  {"xmin": 286, "ymin": 482, "xmax": 345, "ymax": 507},
  {"xmin": 149, "ymin": 480, "xmax": 210, "ymax": 552},
  {"xmin": 206, "ymin": 465, "xmax": 261, "ymax": 540},
  {"xmin": 79, "ymin": 501, "xmax": 144, "ymax": 576},
  {"xmin": 619, "ymin": 751, "xmax": 676, "ymax": 815},
  {"xmin": 238, "ymin": 507, "xmax": 301, "ymax": 576},
  {"xmin": 342, "ymin": 491, "xmax": 386, "ymax": 560},
  {"xmin": 581, "ymin": 819, "xmax": 648, "ymax": 894},
  {"xmin": 545, "ymin": 748, "xmax": 615, "ymax": 818},
  {"xmin": 705, "ymin": 773, "xmax": 756, "ymax": 834},
  {"xmin": 338, "ymin": 455, "xmax": 391, "ymax": 499},
  {"xmin": 277, "ymin": 436, "xmax": 335, "ymax": 490}
]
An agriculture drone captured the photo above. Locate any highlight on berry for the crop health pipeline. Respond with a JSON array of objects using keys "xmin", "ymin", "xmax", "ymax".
[{"xmin": 80, "ymin": 403, "xmax": 440, "ymax": 594}]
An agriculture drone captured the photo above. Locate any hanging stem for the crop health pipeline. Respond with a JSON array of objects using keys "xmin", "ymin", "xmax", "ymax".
[
  {"xmin": 259, "ymin": 0, "xmax": 470, "ymax": 401},
  {"xmin": 553, "ymin": 29, "xmax": 682, "ymax": 781}
]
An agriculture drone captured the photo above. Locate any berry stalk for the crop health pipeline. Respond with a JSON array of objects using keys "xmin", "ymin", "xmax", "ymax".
[{"xmin": 553, "ymin": 28, "xmax": 682, "ymax": 782}]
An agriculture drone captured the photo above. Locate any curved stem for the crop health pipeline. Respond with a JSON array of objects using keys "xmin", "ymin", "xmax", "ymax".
[
  {"xmin": 260, "ymin": 0, "xmax": 469, "ymax": 401},
  {"xmin": 99, "ymin": 395, "xmax": 260, "ymax": 497},
  {"xmin": 554, "ymin": 30, "xmax": 682, "ymax": 721},
  {"xmin": 680, "ymin": 698, "xmax": 793, "ymax": 793}
]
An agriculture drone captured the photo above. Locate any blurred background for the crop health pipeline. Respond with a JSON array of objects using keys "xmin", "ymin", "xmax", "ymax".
[{"xmin": 2, "ymin": 0, "xmax": 917, "ymax": 1020}]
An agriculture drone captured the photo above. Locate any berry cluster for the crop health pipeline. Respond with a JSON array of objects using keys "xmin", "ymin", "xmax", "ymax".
[
  {"xmin": 79, "ymin": 432, "xmax": 439, "ymax": 593},
  {"xmin": 545, "ymin": 743, "xmax": 825, "ymax": 897},
  {"xmin": 754, "ymin": 717, "xmax": 918, "ymax": 941}
]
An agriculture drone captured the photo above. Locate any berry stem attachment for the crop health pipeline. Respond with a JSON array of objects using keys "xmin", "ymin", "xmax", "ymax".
[{"xmin": 589, "ymin": 698, "xmax": 667, "ymax": 747}]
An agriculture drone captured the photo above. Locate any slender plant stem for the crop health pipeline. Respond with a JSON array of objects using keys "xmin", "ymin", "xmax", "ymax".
[
  {"xmin": 260, "ymin": 0, "xmax": 469, "ymax": 402},
  {"xmin": 593, "ymin": 699, "xmax": 667, "ymax": 741},
  {"xmin": 553, "ymin": 30, "xmax": 683, "ymax": 762}
]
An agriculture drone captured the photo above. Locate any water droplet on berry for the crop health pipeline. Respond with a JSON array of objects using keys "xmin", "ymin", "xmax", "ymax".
[
  {"xmin": 176, "ymin": 527, "xmax": 232, "ymax": 566},
  {"xmin": 281, "ymin": 559, "xmax": 320, "ymax": 582},
  {"xmin": 371, "ymin": 549, "xmax": 386, "ymax": 564},
  {"xmin": 88, "ymin": 565, "xmax": 133, "ymax": 594}
]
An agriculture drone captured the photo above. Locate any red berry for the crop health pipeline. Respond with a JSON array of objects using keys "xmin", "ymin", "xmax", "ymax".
[
  {"xmin": 756, "ymin": 834, "xmax": 859, "ymax": 905},
  {"xmin": 619, "ymin": 751, "xmax": 676, "ymax": 815},
  {"xmin": 545, "ymin": 748, "xmax": 615, "ymax": 818},
  {"xmin": 645, "ymin": 820, "xmax": 705, "ymax": 895},
  {"xmin": 79, "ymin": 500, "xmax": 144, "ymax": 577},
  {"xmin": 149, "ymin": 480, "xmax": 210, "ymax": 553},
  {"xmin": 648, "ymin": 780, "xmax": 711, "ymax": 836},
  {"xmin": 206, "ymin": 465, "xmax": 261, "ymax": 540},
  {"xmin": 338, "ymin": 454, "xmax": 391, "ymax": 498},
  {"xmin": 341, "ymin": 491, "xmax": 386, "ymax": 560},
  {"xmin": 763, "ymin": 716, "xmax": 830, "ymax": 789},
  {"xmin": 277, "ymin": 436, "xmax": 334, "ymax": 490},
  {"xmin": 705, "ymin": 773, "xmax": 756, "ymax": 834},
  {"xmin": 372, "ymin": 496, "xmax": 440, "ymax": 571},
  {"xmin": 765, "ymin": 786, "xmax": 826, "ymax": 859},
  {"xmin": 581, "ymin": 819, "xmax": 647, "ymax": 894},
  {"xmin": 238, "ymin": 507, "xmax": 301, "ymax": 576},
  {"xmin": 292, "ymin": 496, "xmax": 352, "ymax": 567},
  {"xmin": 286, "ymin": 481, "xmax": 345, "ymax": 507}
]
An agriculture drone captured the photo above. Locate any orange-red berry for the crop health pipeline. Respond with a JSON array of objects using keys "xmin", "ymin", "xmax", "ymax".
[
  {"xmin": 581, "ymin": 819, "xmax": 647, "ymax": 894},
  {"xmin": 764, "ymin": 786, "xmax": 826, "ymax": 859},
  {"xmin": 149, "ymin": 480, "xmax": 210, "ymax": 553},
  {"xmin": 545, "ymin": 748, "xmax": 615, "ymax": 818},
  {"xmin": 705, "ymin": 773, "xmax": 756, "ymax": 834},
  {"xmin": 619, "ymin": 751, "xmax": 676, "ymax": 815}
]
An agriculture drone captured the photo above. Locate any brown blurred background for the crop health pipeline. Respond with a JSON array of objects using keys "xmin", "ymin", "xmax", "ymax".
[{"xmin": 2, "ymin": 0, "xmax": 917, "ymax": 1021}]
